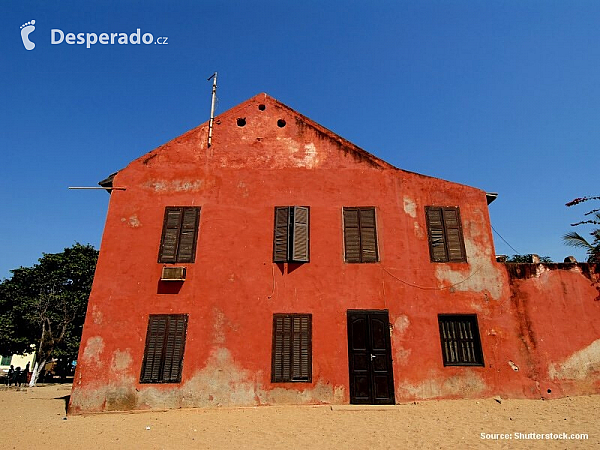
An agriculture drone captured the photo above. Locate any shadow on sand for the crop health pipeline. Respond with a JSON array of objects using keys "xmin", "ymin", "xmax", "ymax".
[{"xmin": 55, "ymin": 395, "xmax": 70, "ymax": 415}]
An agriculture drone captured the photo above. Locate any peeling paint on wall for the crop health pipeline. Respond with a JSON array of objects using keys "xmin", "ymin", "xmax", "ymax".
[
  {"xmin": 403, "ymin": 196, "xmax": 417, "ymax": 218},
  {"xmin": 111, "ymin": 349, "xmax": 133, "ymax": 373},
  {"xmin": 266, "ymin": 382, "xmax": 345, "ymax": 404},
  {"xmin": 435, "ymin": 211, "xmax": 504, "ymax": 300},
  {"xmin": 237, "ymin": 181, "xmax": 249, "ymax": 198},
  {"xmin": 182, "ymin": 348, "xmax": 344, "ymax": 408},
  {"xmin": 549, "ymin": 339, "xmax": 600, "ymax": 380},
  {"xmin": 274, "ymin": 138, "xmax": 321, "ymax": 168},
  {"xmin": 144, "ymin": 179, "xmax": 205, "ymax": 192},
  {"xmin": 82, "ymin": 336, "xmax": 104, "ymax": 366},
  {"xmin": 413, "ymin": 222, "xmax": 425, "ymax": 239},
  {"xmin": 399, "ymin": 371, "xmax": 487, "ymax": 399},
  {"xmin": 392, "ymin": 315, "xmax": 412, "ymax": 366},
  {"xmin": 394, "ymin": 315, "xmax": 410, "ymax": 334},
  {"xmin": 91, "ymin": 306, "xmax": 103, "ymax": 325},
  {"xmin": 127, "ymin": 215, "xmax": 140, "ymax": 227},
  {"xmin": 212, "ymin": 309, "xmax": 227, "ymax": 345},
  {"xmin": 178, "ymin": 347, "xmax": 260, "ymax": 408},
  {"xmin": 71, "ymin": 346, "xmax": 347, "ymax": 412},
  {"xmin": 301, "ymin": 143, "xmax": 320, "ymax": 168}
]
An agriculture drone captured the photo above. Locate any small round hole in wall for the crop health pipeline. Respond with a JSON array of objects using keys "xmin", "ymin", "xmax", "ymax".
[
  {"xmin": 258, "ymin": 104, "xmax": 266, "ymax": 111},
  {"xmin": 547, "ymin": 389, "xmax": 552, "ymax": 394},
  {"xmin": 277, "ymin": 119, "xmax": 286, "ymax": 128},
  {"xmin": 237, "ymin": 118, "xmax": 246, "ymax": 127}
]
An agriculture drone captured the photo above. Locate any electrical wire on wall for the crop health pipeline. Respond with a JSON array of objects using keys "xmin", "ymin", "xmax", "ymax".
[{"xmin": 380, "ymin": 265, "xmax": 484, "ymax": 291}]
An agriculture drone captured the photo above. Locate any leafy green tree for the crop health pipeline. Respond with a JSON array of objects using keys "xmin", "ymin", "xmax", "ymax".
[
  {"xmin": 0, "ymin": 243, "xmax": 98, "ymax": 386},
  {"xmin": 564, "ymin": 196, "xmax": 600, "ymax": 263},
  {"xmin": 506, "ymin": 254, "xmax": 552, "ymax": 263}
]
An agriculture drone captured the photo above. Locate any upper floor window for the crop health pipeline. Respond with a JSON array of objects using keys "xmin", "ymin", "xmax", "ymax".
[
  {"xmin": 158, "ymin": 207, "xmax": 201, "ymax": 263},
  {"xmin": 343, "ymin": 207, "xmax": 379, "ymax": 263},
  {"xmin": 273, "ymin": 206, "xmax": 309, "ymax": 263},
  {"xmin": 425, "ymin": 206, "xmax": 466, "ymax": 263}
]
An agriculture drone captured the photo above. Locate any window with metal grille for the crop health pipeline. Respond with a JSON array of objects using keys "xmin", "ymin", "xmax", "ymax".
[
  {"xmin": 273, "ymin": 206, "xmax": 310, "ymax": 263},
  {"xmin": 438, "ymin": 315, "xmax": 484, "ymax": 366},
  {"xmin": 425, "ymin": 206, "xmax": 467, "ymax": 263},
  {"xmin": 158, "ymin": 207, "xmax": 201, "ymax": 263},
  {"xmin": 140, "ymin": 314, "xmax": 188, "ymax": 383},
  {"xmin": 1, "ymin": 355, "xmax": 12, "ymax": 366},
  {"xmin": 343, "ymin": 207, "xmax": 379, "ymax": 263},
  {"xmin": 271, "ymin": 314, "xmax": 312, "ymax": 382}
]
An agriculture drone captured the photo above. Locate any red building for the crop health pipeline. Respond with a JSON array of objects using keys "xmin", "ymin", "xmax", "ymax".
[{"xmin": 69, "ymin": 94, "xmax": 600, "ymax": 412}]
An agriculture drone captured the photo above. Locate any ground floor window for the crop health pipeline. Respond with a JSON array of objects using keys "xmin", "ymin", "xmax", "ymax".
[
  {"xmin": 271, "ymin": 314, "xmax": 312, "ymax": 382},
  {"xmin": 1, "ymin": 355, "xmax": 12, "ymax": 366},
  {"xmin": 140, "ymin": 314, "xmax": 188, "ymax": 383},
  {"xmin": 438, "ymin": 314, "xmax": 484, "ymax": 366}
]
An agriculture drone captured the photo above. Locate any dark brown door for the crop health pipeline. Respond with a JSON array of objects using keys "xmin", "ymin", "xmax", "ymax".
[{"xmin": 347, "ymin": 310, "xmax": 395, "ymax": 404}]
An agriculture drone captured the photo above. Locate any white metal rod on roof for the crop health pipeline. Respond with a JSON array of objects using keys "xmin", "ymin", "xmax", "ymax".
[
  {"xmin": 207, "ymin": 72, "xmax": 217, "ymax": 148},
  {"xmin": 68, "ymin": 187, "xmax": 126, "ymax": 190}
]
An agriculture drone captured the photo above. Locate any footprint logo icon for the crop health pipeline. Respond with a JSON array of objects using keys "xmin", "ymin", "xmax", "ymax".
[{"xmin": 20, "ymin": 20, "xmax": 36, "ymax": 50}]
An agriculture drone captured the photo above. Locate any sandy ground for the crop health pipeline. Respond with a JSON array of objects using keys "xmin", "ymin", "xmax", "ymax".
[{"xmin": 0, "ymin": 384, "xmax": 597, "ymax": 449}]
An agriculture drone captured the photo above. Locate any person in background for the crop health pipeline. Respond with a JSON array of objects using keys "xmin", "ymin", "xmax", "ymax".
[
  {"xmin": 15, "ymin": 367, "xmax": 22, "ymax": 387},
  {"xmin": 7, "ymin": 365, "xmax": 14, "ymax": 386},
  {"xmin": 23, "ymin": 363, "xmax": 30, "ymax": 385}
]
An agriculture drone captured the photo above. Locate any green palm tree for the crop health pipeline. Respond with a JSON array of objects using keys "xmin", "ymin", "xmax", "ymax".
[{"xmin": 563, "ymin": 212, "xmax": 600, "ymax": 263}]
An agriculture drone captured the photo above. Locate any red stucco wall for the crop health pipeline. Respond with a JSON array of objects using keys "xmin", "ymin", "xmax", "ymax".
[
  {"xmin": 69, "ymin": 94, "xmax": 600, "ymax": 412},
  {"xmin": 506, "ymin": 264, "xmax": 600, "ymax": 397}
]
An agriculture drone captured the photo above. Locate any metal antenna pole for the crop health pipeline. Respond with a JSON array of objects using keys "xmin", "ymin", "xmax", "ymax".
[{"xmin": 207, "ymin": 72, "xmax": 217, "ymax": 147}]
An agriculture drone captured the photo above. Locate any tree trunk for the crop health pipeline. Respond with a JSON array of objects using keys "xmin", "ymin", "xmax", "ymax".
[{"xmin": 28, "ymin": 359, "xmax": 47, "ymax": 387}]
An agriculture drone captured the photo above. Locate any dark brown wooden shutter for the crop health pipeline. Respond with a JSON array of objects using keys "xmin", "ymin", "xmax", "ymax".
[
  {"xmin": 159, "ymin": 208, "xmax": 183, "ymax": 263},
  {"xmin": 272, "ymin": 315, "xmax": 285, "ymax": 382},
  {"xmin": 281, "ymin": 317, "xmax": 292, "ymax": 380},
  {"xmin": 426, "ymin": 206, "xmax": 466, "ymax": 263},
  {"xmin": 272, "ymin": 315, "xmax": 292, "ymax": 382},
  {"xmin": 140, "ymin": 314, "xmax": 188, "ymax": 383},
  {"xmin": 291, "ymin": 315, "xmax": 311, "ymax": 381},
  {"xmin": 273, "ymin": 207, "xmax": 290, "ymax": 262},
  {"xmin": 359, "ymin": 208, "xmax": 378, "ymax": 263},
  {"xmin": 158, "ymin": 207, "xmax": 200, "ymax": 263},
  {"xmin": 272, "ymin": 314, "xmax": 312, "ymax": 382},
  {"xmin": 161, "ymin": 315, "xmax": 188, "ymax": 382},
  {"xmin": 442, "ymin": 207, "xmax": 466, "ymax": 262},
  {"xmin": 343, "ymin": 208, "xmax": 361, "ymax": 262},
  {"xmin": 344, "ymin": 207, "xmax": 378, "ymax": 263},
  {"xmin": 177, "ymin": 208, "xmax": 200, "ymax": 263},
  {"xmin": 426, "ymin": 206, "xmax": 449, "ymax": 262},
  {"xmin": 140, "ymin": 315, "xmax": 167, "ymax": 383},
  {"xmin": 291, "ymin": 206, "xmax": 309, "ymax": 262}
]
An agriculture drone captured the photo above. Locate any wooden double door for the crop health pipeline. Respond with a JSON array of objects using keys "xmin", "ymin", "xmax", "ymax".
[{"xmin": 347, "ymin": 310, "xmax": 395, "ymax": 404}]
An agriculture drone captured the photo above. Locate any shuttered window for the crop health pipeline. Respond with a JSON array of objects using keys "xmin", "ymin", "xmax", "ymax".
[
  {"xmin": 273, "ymin": 207, "xmax": 310, "ymax": 263},
  {"xmin": 438, "ymin": 315, "xmax": 484, "ymax": 366},
  {"xmin": 271, "ymin": 314, "xmax": 312, "ymax": 382},
  {"xmin": 425, "ymin": 206, "xmax": 466, "ymax": 263},
  {"xmin": 140, "ymin": 314, "xmax": 188, "ymax": 383},
  {"xmin": 158, "ymin": 207, "xmax": 200, "ymax": 263},
  {"xmin": 343, "ymin": 207, "xmax": 379, "ymax": 263}
]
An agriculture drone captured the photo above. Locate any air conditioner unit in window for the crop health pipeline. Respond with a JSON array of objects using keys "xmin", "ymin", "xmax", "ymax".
[{"xmin": 161, "ymin": 266, "xmax": 186, "ymax": 281}]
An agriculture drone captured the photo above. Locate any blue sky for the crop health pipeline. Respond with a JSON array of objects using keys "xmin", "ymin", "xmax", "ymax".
[{"xmin": 1, "ymin": 0, "xmax": 598, "ymax": 278}]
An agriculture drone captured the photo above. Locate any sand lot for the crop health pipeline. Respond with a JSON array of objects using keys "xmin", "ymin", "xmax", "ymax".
[{"xmin": 0, "ymin": 384, "xmax": 597, "ymax": 449}]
